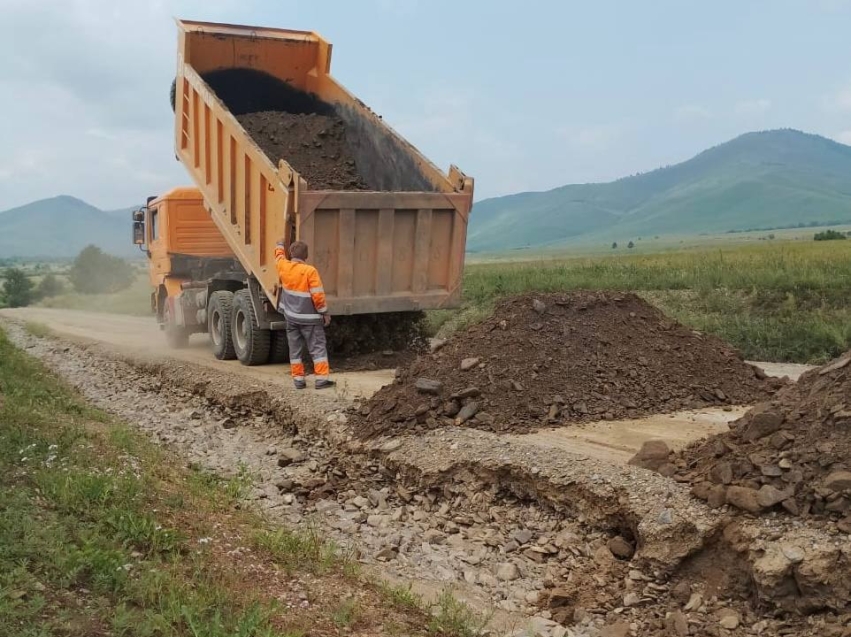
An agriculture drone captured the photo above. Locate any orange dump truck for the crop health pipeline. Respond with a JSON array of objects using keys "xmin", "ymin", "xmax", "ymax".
[{"xmin": 132, "ymin": 19, "xmax": 473, "ymax": 365}]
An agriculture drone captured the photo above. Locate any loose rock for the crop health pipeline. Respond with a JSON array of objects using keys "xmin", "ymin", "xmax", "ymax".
[
  {"xmin": 496, "ymin": 562, "xmax": 521, "ymax": 581},
  {"xmin": 606, "ymin": 535, "xmax": 635, "ymax": 560}
]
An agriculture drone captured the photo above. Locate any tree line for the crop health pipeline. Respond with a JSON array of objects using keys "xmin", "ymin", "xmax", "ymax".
[{"xmin": 1, "ymin": 245, "xmax": 135, "ymax": 308}]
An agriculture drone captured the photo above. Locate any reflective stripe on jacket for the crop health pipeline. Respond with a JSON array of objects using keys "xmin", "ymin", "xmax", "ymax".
[{"xmin": 275, "ymin": 244, "xmax": 328, "ymax": 325}]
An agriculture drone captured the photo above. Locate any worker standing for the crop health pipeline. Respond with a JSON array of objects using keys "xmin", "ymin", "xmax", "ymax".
[{"xmin": 274, "ymin": 239, "xmax": 335, "ymax": 390}]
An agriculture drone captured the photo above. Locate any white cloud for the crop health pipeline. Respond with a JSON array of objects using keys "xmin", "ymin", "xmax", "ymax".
[
  {"xmin": 822, "ymin": 84, "xmax": 851, "ymax": 112},
  {"xmin": 674, "ymin": 104, "xmax": 713, "ymax": 122},
  {"xmin": 735, "ymin": 98, "xmax": 772, "ymax": 115},
  {"xmin": 576, "ymin": 124, "xmax": 621, "ymax": 149},
  {"xmin": 0, "ymin": 0, "xmax": 242, "ymax": 210},
  {"xmin": 836, "ymin": 130, "xmax": 851, "ymax": 145}
]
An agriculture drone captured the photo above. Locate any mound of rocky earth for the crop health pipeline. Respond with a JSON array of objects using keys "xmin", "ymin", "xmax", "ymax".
[
  {"xmin": 663, "ymin": 350, "xmax": 851, "ymax": 529},
  {"xmin": 352, "ymin": 292, "xmax": 781, "ymax": 438}
]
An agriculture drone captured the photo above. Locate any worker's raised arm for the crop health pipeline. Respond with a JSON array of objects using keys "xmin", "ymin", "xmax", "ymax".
[{"xmin": 274, "ymin": 239, "xmax": 288, "ymax": 262}]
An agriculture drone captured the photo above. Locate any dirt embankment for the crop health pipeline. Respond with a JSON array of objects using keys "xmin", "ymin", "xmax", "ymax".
[
  {"xmin": 352, "ymin": 292, "xmax": 782, "ymax": 438},
  {"xmin": 666, "ymin": 351, "xmax": 851, "ymax": 530}
]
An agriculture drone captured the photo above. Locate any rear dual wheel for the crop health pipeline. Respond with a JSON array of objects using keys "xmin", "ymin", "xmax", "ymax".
[
  {"xmin": 208, "ymin": 291, "xmax": 236, "ymax": 360},
  {"xmin": 231, "ymin": 289, "xmax": 271, "ymax": 366}
]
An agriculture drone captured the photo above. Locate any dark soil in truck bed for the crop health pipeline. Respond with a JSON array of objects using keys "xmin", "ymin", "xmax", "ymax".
[
  {"xmin": 203, "ymin": 68, "xmax": 371, "ymax": 190},
  {"xmin": 237, "ymin": 111, "xmax": 370, "ymax": 190}
]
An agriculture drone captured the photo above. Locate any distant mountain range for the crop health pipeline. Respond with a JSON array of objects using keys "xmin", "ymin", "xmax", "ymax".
[
  {"xmin": 0, "ymin": 196, "xmax": 140, "ymax": 258},
  {"xmin": 3, "ymin": 129, "xmax": 851, "ymax": 259},
  {"xmin": 468, "ymin": 129, "xmax": 851, "ymax": 252}
]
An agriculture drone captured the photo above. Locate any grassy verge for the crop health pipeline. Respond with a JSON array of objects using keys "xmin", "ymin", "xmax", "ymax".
[
  {"xmin": 438, "ymin": 240, "xmax": 851, "ymax": 363},
  {"xmin": 0, "ymin": 328, "xmax": 486, "ymax": 637}
]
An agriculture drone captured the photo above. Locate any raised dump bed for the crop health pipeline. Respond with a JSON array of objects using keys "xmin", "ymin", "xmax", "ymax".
[{"xmin": 174, "ymin": 19, "xmax": 474, "ymax": 316}]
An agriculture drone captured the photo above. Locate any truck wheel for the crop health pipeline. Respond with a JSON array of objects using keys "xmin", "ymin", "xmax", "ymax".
[
  {"xmin": 170, "ymin": 78, "xmax": 176, "ymax": 112},
  {"xmin": 231, "ymin": 289, "xmax": 271, "ymax": 366},
  {"xmin": 163, "ymin": 303, "xmax": 190, "ymax": 349},
  {"xmin": 208, "ymin": 291, "xmax": 237, "ymax": 360},
  {"xmin": 268, "ymin": 330, "xmax": 290, "ymax": 364}
]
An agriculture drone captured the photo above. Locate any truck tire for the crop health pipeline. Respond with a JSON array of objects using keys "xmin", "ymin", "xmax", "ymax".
[
  {"xmin": 208, "ymin": 291, "xmax": 237, "ymax": 360},
  {"xmin": 170, "ymin": 78, "xmax": 176, "ymax": 112},
  {"xmin": 268, "ymin": 329, "xmax": 290, "ymax": 364},
  {"xmin": 231, "ymin": 289, "xmax": 271, "ymax": 366},
  {"xmin": 163, "ymin": 303, "xmax": 190, "ymax": 349}
]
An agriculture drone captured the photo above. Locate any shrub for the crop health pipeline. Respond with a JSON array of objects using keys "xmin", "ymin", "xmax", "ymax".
[
  {"xmin": 2, "ymin": 268, "xmax": 34, "ymax": 307},
  {"xmin": 35, "ymin": 273, "xmax": 64, "ymax": 299},
  {"xmin": 813, "ymin": 230, "xmax": 847, "ymax": 241},
  {"xmin": 69, "ymin": 246, "xmax": 134, "ymax": 294}
]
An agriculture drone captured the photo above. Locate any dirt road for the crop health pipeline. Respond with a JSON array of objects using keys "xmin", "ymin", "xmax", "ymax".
[
  {"xmin": 0, "ymin": 306, "xmax": 810, "ymax": 465},
  {"xmin": 0, "ymin": 307, "xmax": 391, "ymax": 399}
]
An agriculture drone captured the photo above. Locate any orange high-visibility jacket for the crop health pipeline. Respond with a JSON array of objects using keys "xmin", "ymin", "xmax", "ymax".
[{"xmin": 275, "ymin": 244, "xmax": 328, "ymax": 325}]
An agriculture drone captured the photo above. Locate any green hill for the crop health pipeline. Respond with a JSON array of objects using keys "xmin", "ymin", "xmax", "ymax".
[
  {"xmin": 0, "ymin": 196, "xmax": 138, "ymax": 258},
  {"xmin": 468, "ymin": 129, "xmax": 851, "ymax": 251}
]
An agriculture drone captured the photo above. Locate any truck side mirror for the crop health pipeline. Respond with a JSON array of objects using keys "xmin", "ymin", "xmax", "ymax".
[
  {"xmin": 133, "ymin": 221, "xmax": 145, "ymax": 245},
  {"xmin": 132, "ymin": 208, "xmax": 146, "ymax": 246}
]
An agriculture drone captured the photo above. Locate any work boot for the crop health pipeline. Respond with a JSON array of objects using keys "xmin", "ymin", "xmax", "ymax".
[
  {"xmin": 315, "ymin": 379, "xmax": 336, "ymax": 390},
  {"xmin": 293, "ymin": 379, "xmax": 306, "ymax": 390}
]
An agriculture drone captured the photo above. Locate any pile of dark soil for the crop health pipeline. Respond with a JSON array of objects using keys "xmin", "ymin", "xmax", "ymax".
[
  {"xmin": 351, "ymin": 292, "xmax": 780, "ymax": 438},
  {"xmin": 670, "ymin": 352, "xmax": 851, "ymax": 528},
  {"xmin": 237, "ymin": 111, "xmax": 370, "ymax": 191}
]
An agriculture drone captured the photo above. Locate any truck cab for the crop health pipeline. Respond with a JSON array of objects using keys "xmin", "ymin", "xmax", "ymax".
[{"xmin": 133, "ymin": 187, "xmax": 236, "ymax": 346}]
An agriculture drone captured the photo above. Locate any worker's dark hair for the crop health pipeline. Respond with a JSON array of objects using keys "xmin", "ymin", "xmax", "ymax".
[{"xmin": 289, "ymin": 240, "xmax": 309, "ymax": 260}]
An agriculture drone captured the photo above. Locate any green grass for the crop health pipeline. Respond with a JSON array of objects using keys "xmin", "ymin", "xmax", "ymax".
[
  {"xmin": 36, "ymin": 273, "xmax": 151, "ymax": 316},
  {"xmin": 0, "ymin": 327, "xmax": 458, "ymax": 637},
  {"xmin": 446, "ymin": 240, "xmax": 851, "ymax": 364},
  {"xmin": 376, "ymin": 582, "xmax": 489, "ymax": 637},
  {"xmin": 252, "ymin": 525, "xmax": 342, "ymax": 575},
  {"xmin": 0, "ymin": 328, "xmax": 287, "ymax": 636},
  {"xmin": 427, "ymin": 590, "xmax": 490, "ymax": 637}
]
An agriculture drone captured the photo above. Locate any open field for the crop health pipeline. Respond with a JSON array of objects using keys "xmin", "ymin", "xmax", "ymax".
[
  {"xmin": 19, "ymin": 238, "xmax": 851, "ymax": 364},
  {"xmin": 468, "ymin": 224, "xmax": 851, "ymax": 261},
  {"xmin": 445, "ymin": 239, "xmax": 851, "ymax": 364}
]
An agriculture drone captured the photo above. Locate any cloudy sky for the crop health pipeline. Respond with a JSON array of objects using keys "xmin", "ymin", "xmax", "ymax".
[{"xmin": 1, "ymin": 0, "xmax": 850, "ymax": 211}]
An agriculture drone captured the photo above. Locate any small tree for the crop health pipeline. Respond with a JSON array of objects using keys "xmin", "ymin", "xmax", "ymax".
[
  {"xmin": 69, "ymin": 245, "xmax": 135, "ymax": 294},
  {"xmin": 627, "ymin": 240, "xmax": 635, "ymax": 249},
  {"xmin": 2, "ymin": 268, "xmax": 34, "ymax": 308},
  {"xmin": 611, "ymin": 242, "xmax": 618, "ymax": 249},
  {"xmin": 814, "ymin": 230, "xmax": 847, "ymax": 242},
  {"xmin": 35, "ymin": 273, "xmax": 64, "ymax": 299}
]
